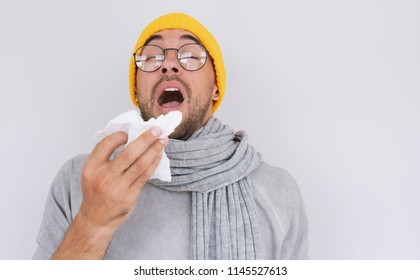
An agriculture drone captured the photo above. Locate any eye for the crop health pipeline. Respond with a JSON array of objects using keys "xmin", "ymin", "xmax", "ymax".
[
  {"xmin": 147, "ymin": 54, "xmax": 165, "ymax": 62},
  {"xmin": 135, "ymin": 45, "xmax": 164, "ymax": 62},
  {"xmin": 178, "ymin": 52, "xmax": 195, "ymax": 64},
  {"xmin": 135, "ymin": 45, "xmax": 165, "ymax": 72}
]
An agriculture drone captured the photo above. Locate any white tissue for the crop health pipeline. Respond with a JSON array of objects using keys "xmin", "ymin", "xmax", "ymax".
[{"xmin": 95, "ymin": 110, "xmax": 182, "ymax": 182}]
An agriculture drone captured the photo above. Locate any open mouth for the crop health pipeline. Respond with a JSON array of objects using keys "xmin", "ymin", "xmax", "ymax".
[{"xmin": 158, "ymin": 88, "xmax": 185, "ymax": 108}]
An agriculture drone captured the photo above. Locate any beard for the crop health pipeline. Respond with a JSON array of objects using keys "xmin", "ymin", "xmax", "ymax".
[{"xmin": 138, "ymin": 76, "xmax": 214, "ymax": 140}]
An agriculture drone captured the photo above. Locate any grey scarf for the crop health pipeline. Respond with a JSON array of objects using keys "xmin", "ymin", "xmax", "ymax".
[{"xmin": 151, "ymin": 117, "xmax": 262, "ymax": 259}]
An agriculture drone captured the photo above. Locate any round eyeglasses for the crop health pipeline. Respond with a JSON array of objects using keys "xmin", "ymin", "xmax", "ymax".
[{"xmin": 134, "ymin": 43, "xmax": 208, "ymax": 72}]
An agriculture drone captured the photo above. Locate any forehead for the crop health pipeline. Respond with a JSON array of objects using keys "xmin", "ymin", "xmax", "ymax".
[{"xmin": 144, "ymin": 29, "xmax": 201, "ymax": 46}]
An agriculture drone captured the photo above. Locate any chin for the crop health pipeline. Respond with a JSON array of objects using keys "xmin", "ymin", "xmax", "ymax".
[{"xmin": 168, "ymin": 120, "xmax": 192, "ymax": 141}]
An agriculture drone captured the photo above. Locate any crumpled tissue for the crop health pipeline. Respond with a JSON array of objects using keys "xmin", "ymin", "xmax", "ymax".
[{"xmin": 95, "ymin": 110, "xmax": 182, "ymax": 182}]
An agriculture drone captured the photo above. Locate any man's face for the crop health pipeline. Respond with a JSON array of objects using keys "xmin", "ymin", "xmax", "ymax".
[{"xmin": 135, "ymin": 29, "xmax": 219, "ymax": 140}]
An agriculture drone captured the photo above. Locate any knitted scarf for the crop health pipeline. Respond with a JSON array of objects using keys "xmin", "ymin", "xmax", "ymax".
[{"xmin": 150, "ymin": 117, "xmax": 262, "ymax": 259}]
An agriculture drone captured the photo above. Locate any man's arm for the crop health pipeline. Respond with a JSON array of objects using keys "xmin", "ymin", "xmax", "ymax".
[{"xmin": 52, "ymin": 127, "xmax": 168, "ymax": 259}]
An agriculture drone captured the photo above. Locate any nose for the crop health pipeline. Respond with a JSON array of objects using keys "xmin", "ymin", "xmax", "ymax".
[{"xmin": 160, "ymin": 49, "xmax": 181, "ymax": 75}]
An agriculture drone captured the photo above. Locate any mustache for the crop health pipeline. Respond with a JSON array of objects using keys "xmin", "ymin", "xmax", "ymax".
[{"xmin": 151, "ymin": 75, "xmax": 192, "ymax": 100}]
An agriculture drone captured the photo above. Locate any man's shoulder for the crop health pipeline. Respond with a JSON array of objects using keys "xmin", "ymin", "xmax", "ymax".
[
  {"xmin": 59, "ymin": 154, "xmax": 89, "ymax": 174},
  {"xmin": 51, "ymin": 154, "xmax": 89, "ymax": 192},
  {"xmin": 250, "ymin": 161, "xmax": 298, "ymax": 188},
  {"xmin": 250, "ymin": 162, "xmax": 309, "ymax": 259},
  {"xmin": 69, "ymin": 153, "xmax": 89, "ymax": 166},
  {"xmin": 250, "ymin": 161, "xmax": 303, "ymax": 206}
]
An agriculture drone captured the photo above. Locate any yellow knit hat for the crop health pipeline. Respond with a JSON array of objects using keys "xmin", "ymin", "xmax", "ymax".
[{"xmin": 129, "ymin": 13, "xmax": 225, "ymax": 112}]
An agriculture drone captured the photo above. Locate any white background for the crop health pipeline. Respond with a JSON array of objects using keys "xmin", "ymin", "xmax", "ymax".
[{"xmin": 1, "ymin": 0, "xmax": 419, "ymax": 259}]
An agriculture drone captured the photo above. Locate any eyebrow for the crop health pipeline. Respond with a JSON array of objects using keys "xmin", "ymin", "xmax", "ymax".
[
  {"xmin": 144, "ymin": 34, "xmax": 162, "ymax": 46},
  {"xmin": 144, "ymin": 33, "xmax": 202, "ymax": 46},
  {"xmin": 180, "ymin": 34, "xmax": 201, "ymax": 44}
]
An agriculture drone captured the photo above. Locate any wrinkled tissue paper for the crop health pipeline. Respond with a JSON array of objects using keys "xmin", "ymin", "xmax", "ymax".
[{"xmin": 95, "ymin": 110, "xmax": 182, "ymax": 182}]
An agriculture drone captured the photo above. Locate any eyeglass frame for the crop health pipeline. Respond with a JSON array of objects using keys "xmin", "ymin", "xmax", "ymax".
[{"xmin": 133, "ymin": 43, "xmax": 209, "ymax": 73}]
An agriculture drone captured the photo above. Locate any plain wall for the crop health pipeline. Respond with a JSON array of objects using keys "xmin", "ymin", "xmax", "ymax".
[{"xmin": 1, "ymin": 0, "xmax": 419, "ymax": 259}]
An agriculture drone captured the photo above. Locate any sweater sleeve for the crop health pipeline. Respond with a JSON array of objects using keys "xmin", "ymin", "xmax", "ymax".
[
  {"xmin": 279, "ymin": 174, "xmax": 309, "ymax": 260},
  {"xmin": 32, "ymin": 155, "xmax": 86, "ymax": 259},
  {"xmin": 251, "ymin": 162, "xmax": 309, "ymax": 259}
]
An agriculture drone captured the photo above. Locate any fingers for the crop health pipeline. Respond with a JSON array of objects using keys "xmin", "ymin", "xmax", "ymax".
[
  {"xmin": 123, "ymin": 135, "xmax": 168, "ymax": 183},
  {"xmin": 128, "ymin": 151, "xmax": 163, "ymax": 195},
  {"xmin": 87, "ymin": 131, "xmax": 129, "ymax": 166},
  {"xmin": 78, "ymin": 126, "xmax": 169, "ymax": 234},
  {"xmin": 113, "ymin": 127, "xmax": 166, "ymax": 172},
  {"xmin": 85, "ymin": 127, "xmax": 168, "ymax": 195}
]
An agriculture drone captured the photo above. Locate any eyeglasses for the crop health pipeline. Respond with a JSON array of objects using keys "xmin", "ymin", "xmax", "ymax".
[{"xmin": 134, "ymin": 43, "xmax": 208, "ymax": 72}]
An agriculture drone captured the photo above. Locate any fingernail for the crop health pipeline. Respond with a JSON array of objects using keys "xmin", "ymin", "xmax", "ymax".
[
  {"xmin": 150, "ymin": 127, "xmax": 162, "ymax": 137},
  {"xmin": 159, "ymin": 137, "xmax": 169, "ymax": 145}
]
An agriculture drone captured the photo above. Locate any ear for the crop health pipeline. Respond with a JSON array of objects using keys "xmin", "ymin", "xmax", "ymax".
[{"xmin": 211, "ymin": 84, "xmax": 219, "ymax": 102}]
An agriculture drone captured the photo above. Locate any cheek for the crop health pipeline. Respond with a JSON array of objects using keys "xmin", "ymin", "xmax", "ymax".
[
  {"xmin": 189, "ymin": 79, "xmax": 209, "ymax": 100},
  {"xmin": 136, "ymin": 77, "xmax": 146, "ymax": 94},
  {"xmin": 193, "ymin": 67, "xmax": 216, "ymax": 96},
  {"xmin": 136, "ymin": 73, "xmax": 155, "ymax": 94}
]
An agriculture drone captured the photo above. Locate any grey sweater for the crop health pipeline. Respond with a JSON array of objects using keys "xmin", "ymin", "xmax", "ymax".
[{"xmin": 33, "ymin": 154, "xmax": 309, "ymax": 259}]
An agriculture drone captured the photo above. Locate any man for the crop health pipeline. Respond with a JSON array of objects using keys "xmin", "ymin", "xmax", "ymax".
[{"xmin": 33, "ymin": 13, "xmax": 308, "ymax": 260}]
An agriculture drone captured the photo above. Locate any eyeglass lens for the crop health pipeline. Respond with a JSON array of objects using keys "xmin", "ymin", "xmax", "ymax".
[{"xmin": 135, "ymin": 44, "xmax": 207, "ymax": 72}]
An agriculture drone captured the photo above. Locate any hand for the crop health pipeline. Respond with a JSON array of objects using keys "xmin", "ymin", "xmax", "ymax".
[
  {"xmin": 78, "ymin": 126, "xmax": 168, "ymax": 232},
  {"xmin": 52, "ymin": 127, "xmax": 168, "ymax": 259}
]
